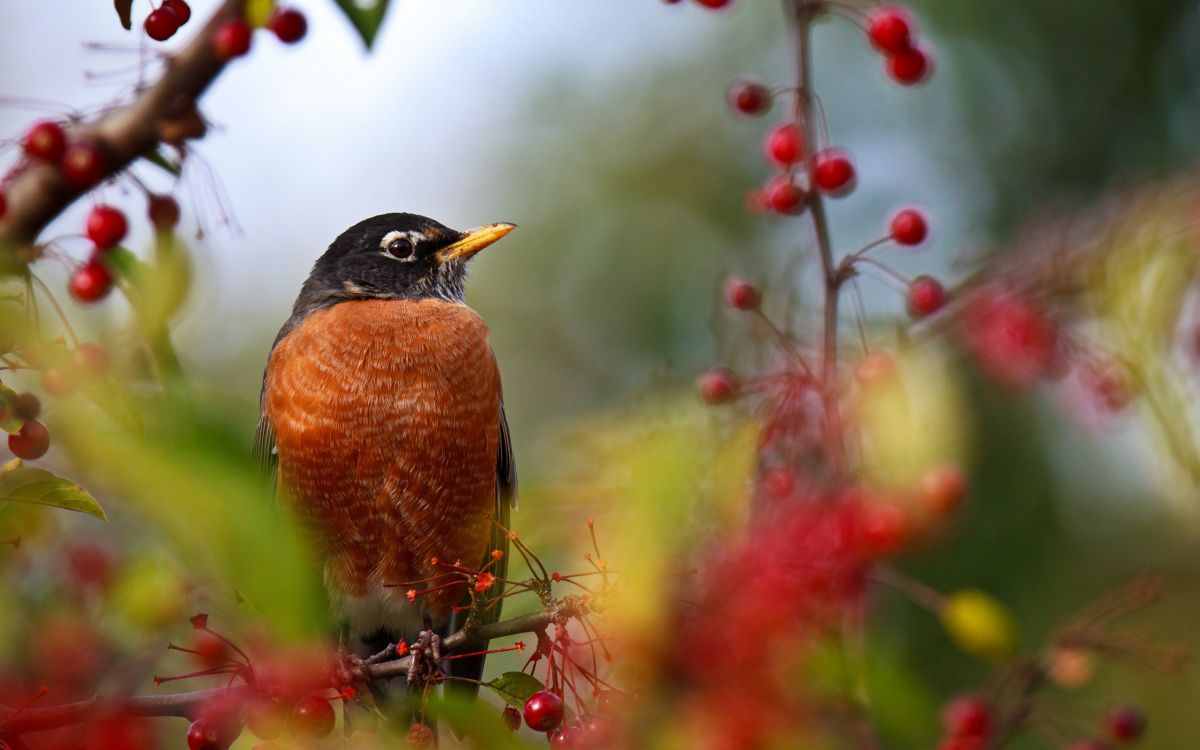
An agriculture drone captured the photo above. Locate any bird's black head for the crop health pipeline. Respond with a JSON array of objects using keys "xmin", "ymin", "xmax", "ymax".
[{"xmin": 290, "ymin": 213, "xmax": 516, "ymax": 318}]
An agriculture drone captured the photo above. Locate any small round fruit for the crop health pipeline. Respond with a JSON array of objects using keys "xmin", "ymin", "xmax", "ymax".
[
  {"xmin": 290, "ymin": 695, "xmax": 334, "ymax": 739},
  {"xmin": 860, "ymin": 502, "xmax": 910, "ymax": 556},
  {"xmin": 890, "ymin": 208, "xmax": 928, "ymax": 246},
  {"xmin": 941, "ymin": 694, "xmax": 994, "ymax": 738},
  {"xmin": 86, "ymin": 205, "xmax": 128, "ymax": 250},
  {"xmin": 723, "ymin": 277, "xmax": 761, "ymax": 311},
  {"xmin": 163, "ymin": 0, "xmax": 191, "ymax": 25},
  {"xmin": 907, "ymin": 275, "xmax": 947, "ymax": 319},
  {"xmin": 1105, "ymin": 705, "xmax": 1146, "ymax": 744},
  {"xmin": 9, "ymin": 420, "xmax": 50, "ymax": 460},
  {"xmin": 812, "ymin": 149, "xmax": 856, "ymax": 196},
  {"xmin": 867, "ymin": 6, "xmax": 913, "ymax": 54},
  {"xmin": 887, "ymin": 46, "xmax": 933, "ymax": 85},
  {"xmin": 695, "ymin": 0, "xmax": 732, "ymax": 8},
  {"xmin": 549, "ymin": 723, "xmax": 584, "ymax": 749},
  {"xmin": 406, "ymin": 722, "xmax": 434, "ymax": 748},
  {"xmin": 918, "ymin": 463, "xmax": 967, "ymax": 517},
  {"xmin": 0, "ymin": 191, "xmax": 7, "ymax": 220},
  {"xmin": 763, "ymin": 175, "xmax": 806, "ymax": 215},
  {"xmin": 854, "ymin": 350, "xmax": 898, "ymax": 389},
  {"xmin": 41, "ymin": 370, "xmax": 74, "ymax": 398},
  {"xmin": 213, "ymin": 19, "xmax": 253, "ymax": 60},
  {"xmin": 186, "ymin": 718, "xmax": 230, "ymax": 750},
  {"xmin": 148, "ymin": 194, "xmax": 181, "ymax": 230},
  {"xmin": 270, "ymin": 8, "xmax": 308, "ymax": 44},
  {"xmin": 23, "ymin": 121, "xmax": 67, "ymax": 163},
  {"xmin": 69, "ymin": 260, "xmax": 113, "ymax": 303},
  {"xmin": 500, "ymin": 706, "xmax": 521, "ymax": 732},
  {"xmin": 764, "ymin": 123, "xmax": 804, "ymax": 165},
  {"xmin": 10, "ymin": 393, "xmax": 42, "ymax": 422},
  {"xmin": 523, "ymin": 690, "xmax": 564, "ymax": 732},
  {"xmin": 144, "ymin": 7, "xmax": 180, "ymax": 41},
  {"xmin": 61, "ymin": 142, "xmax": 106, "ymax": 187},
  {"xmin": 728, "ymin": 80, "xmax": 771, "ymax": 116},
  {"xmin": 73, "ymin": 342, "xmax": 111, "ymax": 375},
  {"xmin": 696, "ymin": 367, "xmax": 739, "ymax": 405}
]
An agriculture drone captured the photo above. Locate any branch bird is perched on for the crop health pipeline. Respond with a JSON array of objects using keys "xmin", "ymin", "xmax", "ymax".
[{"xmin": 255, "ymin": 213, "xmax": 518, "ymax": 715}]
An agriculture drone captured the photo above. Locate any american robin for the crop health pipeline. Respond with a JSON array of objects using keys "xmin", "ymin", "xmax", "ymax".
[{"xmin": 254, "ymin": 213, "xmax": 517, "ymax": 704}]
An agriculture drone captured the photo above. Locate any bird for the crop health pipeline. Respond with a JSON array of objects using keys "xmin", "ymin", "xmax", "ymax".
[{"xmin": 253, "ymin": 213, "xmax": 517, "ymax": 714}]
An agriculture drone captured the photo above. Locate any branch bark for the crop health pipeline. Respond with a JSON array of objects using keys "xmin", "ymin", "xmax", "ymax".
[{"xmin": 0, "ymin": 0, "xmax": 249, "ymax": 252}]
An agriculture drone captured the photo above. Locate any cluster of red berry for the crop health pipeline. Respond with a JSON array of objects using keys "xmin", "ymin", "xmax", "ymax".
[
  {"xmin": 184, "ymin": 692, "xmax": 335, "ymax": 750},
  {"xmin": 935, "ymin": 698, "xmax": 1145, "ymax": 750},
  {"xmin": 867, "ymin": 5, "xmax": 933, "ymax": 85},
  {"xmin": 19, "ymin": 120, "xmax": 106, "ymax": 189},
  {"xmin": 143, "ymin": 0, "xmax": 306, "ymax": 55},
  {"xmin": 143, "ymin": 0, "xmax": 193, "ymax": 42},
  {"xmin": 506, "ymin": 688, "xmax": 618, "ymax": 749},
  {"xmin": 3, "ymin": 339, "xmax": 111, "ymax": 461}
]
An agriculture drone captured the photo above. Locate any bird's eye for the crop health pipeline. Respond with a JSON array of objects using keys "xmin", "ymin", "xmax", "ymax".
[{"xmin": 385, "ymin": 237, "xmax": 414, "ymax": 260}]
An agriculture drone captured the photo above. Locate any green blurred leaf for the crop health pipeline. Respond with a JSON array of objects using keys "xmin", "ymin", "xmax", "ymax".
[
  {"xmin": 0, "ymin": 460, "xmax": 107, "ymax": 521},
  {"xmin": 333, "ymin": 0, "xmax": 390, "ymax": 48},
  {"xmin": 0, "ymin": 385, "xmax": 23, "ymax": 434},
  {"xmin": 114, "ymin": 0, "xmax": 132, "ymax": 30},
  {"xmin": 487, "ymin": 671, "xmax": 545, "ymax": 708},
  {"xmin": 142, "ymin": 150, "xmax": 181, "ymax": 176}
]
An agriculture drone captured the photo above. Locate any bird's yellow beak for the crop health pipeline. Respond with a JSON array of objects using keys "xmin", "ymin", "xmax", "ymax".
[{"xmin": 437, "ymin": 223, "xmax": 517, "ymax": 262}]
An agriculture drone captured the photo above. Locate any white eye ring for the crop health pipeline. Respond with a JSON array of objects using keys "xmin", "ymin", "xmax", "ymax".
[{"xmin": 380, "ymin": 230, "xmax": 422, "ymax": 261}]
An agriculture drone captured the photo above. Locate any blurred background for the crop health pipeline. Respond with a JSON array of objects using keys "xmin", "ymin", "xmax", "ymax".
[{"xmin": 3, "ymin": 0, "xmax": 1200, "ymax": 747}]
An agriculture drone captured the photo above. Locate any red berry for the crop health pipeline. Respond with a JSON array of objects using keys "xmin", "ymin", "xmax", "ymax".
[
  {"xmin": 764, "ymin": 123, "xmax": 805, "ymax": 165},
  {"xmin": 549, "ymin": 723, "xmax": 584, "ymax": 748},
  {"xmin": 73, "ymin": 342, "xmax": 111, "ymax": 375},
  {"xmin": 860, "ymin": 502, "xmax": 910, "ymax": 556},
  {"xmin": 10, "ymin": 393, "xmax": 42, "ymax": 422},
  {"xmin": 694, "ymin": 0, "xmax": 732, "ymax": 8},
  {"xmin": 1080, "ymin": 360, "xmax": 1133, "ymax": 412},
  {"xmin": 763, "ymin": 175, "xmax": 806, "ymax": 215},
  {"xmin": 163, "ymin": 0, "xmax": 191, "ymax": 25},
  {"xmin": 907, "ymin": 275, "xmax": 947, "ymax": 319},
  {"xmin": 69, "ymin": 259, "xmax": 114, "ymax": 303},
  {"xmin": 523, "ymin": 690, "xmax": 564, "ymax": 732},
  {"xmin": 890, "ymin": 208, "xmax": 928, "ymax": 246},
  {"xmin": 500, "ymin": 706, "xmax": 521, "ymax": 732},
  {"xmin": 270, "ymin": 8, "xmax": 308, "ymax": 44},
  {"xmin": 697, "ymin": 367, "xmax": 739, "ymax": 405},
  {"xmin": 245, "ymin": 699, "xmax": 285, "ymax": 740},
  {"xmin": 729, "ymin": 80, "xmax": 771, "ymax": 116},
  {"xmin": 762, "ymin": 466, "xmax": 796, "ymax": 498},
  {"xmin": 406, "ymin": 722, "xmax": 434, "ymax": 748},
  {"xmin": 867, "ymin": 6, "xmax": 914, "ymax": 54},
  {"xmin": 723, "ymin": 277, "xmax": 761, "ymax": 311},
  {"xmin": 42, "ymin": 370, "xmax": 74, "ymax": 398},
  {"xmin": 86, "ymin": 205, "xmax": 128, "ymax": 250},
  {"xmin": 23, "ymin": 121, "xmax": 67, "ymax": 163},
  {"xmin": 0, "ymin": 191, "xmax": 7, "ymax": 220},
  {"xmin": 887, "ymin": 46, "xmax": 933, "ymax": 85},
  {"xmin": 144, "ymin": 7, "xmax": 180, "ymax": 41},
  {"xmin": 812, "ymin": 149, "xmax": 856, "ymax": 196},
  {"xmin": 61, "ymin": 142, "xmax": 106, "ymax": 187},
  {"xmin": 941, "ymin": 694, "xmax": 994, "ymax": 739},
  {"xmin": 9, "ymin": 420, "xmax": 50, "ymax": 460},
  {"xmin": 918, "ymin": 464, "xmax": 967, "ymax": 517},
  {"xmin": 854, "ymin": 350, "xmax": 898, "ymax": 389},
  {"xmin": 213, "ymin": 19, "xmax": 253, "ymax": 60},
  {"xmin": 290, "ymin": 695, "xmax": 334, "ymax": 739},
  {"xmin": 1105, "ymin": 706, "xmax": 1146, "ymax": 744},
  {"xmin": 186, "ymin": 719, "xmax": 229, "ymax": 750},
  {"xmin": 148, "ymin": 194, "xmax": 181, "ymax": 230}
]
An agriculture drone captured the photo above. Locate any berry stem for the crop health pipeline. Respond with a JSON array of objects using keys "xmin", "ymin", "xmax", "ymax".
[{"xmin": 786, "ymin": 0, "xmax": 845, "ymax": 474}]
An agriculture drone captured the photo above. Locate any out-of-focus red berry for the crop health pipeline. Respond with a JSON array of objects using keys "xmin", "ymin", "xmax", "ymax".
[
  {"xmin": 500, "ymin": 706, "xmax": 521, "ymax": 732},
  {"xmin": 549, "ymin": 723, "xmax": 584, "ymax": 748},
  {"xmin": 213, "ymin": 19, "xmax": 253, "ymax": 60},
  {"xmin": 860, "ymin": 502, "xmax": 910, "ymax": 556},
  {"xmin": 918, "ymin": 463, "xmax": 967, "ymax": 517},
  {"xmin": 1080, "ymin": 359, "xmax": 1134, "ymax": 413},
  {"xmin": 0, "ymin": 191, "xmax": 8, "ymax": 220},
  {"xmin": 907, "ymin": 275, "xmax": 947, "ymax": 319},
  {"xmin": 854, "ymin": 349, "xmax": 898, "ymax": 389},
  {"xmin": 1104, "ymin": 705, "xmax": 1146, "ymax": 744},
  {"xmin": 164, "ymin": 0, "xmax": 192, "ymax": 24},
  {"xmin": 9, "ymin": 420, "xmax": 50, "ymax": 459},
  {"xmin": 764, "ymin": 123, "xmax": 804, "ymax": 165},
  {"xmin": 290, "ymin": 695, "xmax": 335, "ymax": 738},
  {"xmin": 406, "ymin": 723, "xmax": 435, "ymax": 748},
  {"xmin": 270, "ymin": 8, "xmax": 308, "ymax": 43},
  {"xmin": 86, "ymin": 205, "xmax": 128, "ymax": 249},
  {"xmin": 723, "ymin": 277, "xmax": 761, "ymax": 311},
  {"xmin": 145, "ymin": 7, "xmax": 180, "ymax": 41},
  {"xmin": 694, "ymin": 0, "xmax": 733, "ymax": 8},
  {"xmin": 697, "ymin": 367, "xmax": 739, "ymax": 404},
  {"xmin": 61, "ymin": 141, "xmax": 106, "ymax": 187},
  {"xmin": 69, "ymin": 259, "xmax": 114, "ymax": 303},
  {"xmin": 941, "ymin": 694, "xmax": 994, "ymax": 738},
  {"xmin": 891, "ymin": 208, "xmax": 929, "ymax": 245},
  {"xmin": 960, "ymin": 287, "xmax": 1061, "ymax": 388},
  {"xmin": 867, "ymin": 6, "xmax": 914, "ymax": 54},
  {"xmin": 42, "ymin": 369, "xmax": 74, "ymax": 397},
  {"xmin": 24, "ymin": 121, "xmax": 67, "ymax": 162},
  {"xmin": 73, "ymin": 342, "xmax": 111, "ymax": 375},
  {"xmin": 763, "ymin": 174, "xmax": 806, "ymax": 215},
  {"xmin": 812, "ymin": 149, "xmax": 856, "ymax": 196},
  {"xmin": 887, "ymin": 46, "xmax": 933, "ymax": 85},
  {"xmin": 149, "ymin": 194, "xmax": 182, "ymax": 230},
  {"xmin": 729, "ymin": 80, "xmax": 772, "ymax": 116},
  {"xmin": 762, "ymin": 466, "xmax": 796, "ymax": 498}
]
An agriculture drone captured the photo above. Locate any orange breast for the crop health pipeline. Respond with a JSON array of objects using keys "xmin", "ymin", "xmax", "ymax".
[{"xmin": 263, "ymin": 298, "xmax": 501, "ymax": 619}]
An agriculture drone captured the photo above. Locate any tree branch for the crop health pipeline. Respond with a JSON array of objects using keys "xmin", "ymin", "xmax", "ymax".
[
  {"xmin": 0, "ymin": 0, "xmax": 249, "ymax": 252},
  {"xmin": 0, "ymin": 605, "xmax": 565, "ymax": 736}
]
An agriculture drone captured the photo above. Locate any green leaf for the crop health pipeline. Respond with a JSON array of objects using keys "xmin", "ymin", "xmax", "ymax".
[
  {"xmin": 142, "ymin": 150, "xmax": 182, "ymax": 177},
  {"xmin": 0, "ymin": 461, "xmax": 107, "ymax": 521},
  {"xmin": 333, "ymin": 0, "xmax": 391, "ymax": 49},
  {"xmin": 486, "ymin": 671, "xmax": 545, "ymax": 708},
  {"xmin": 0, "ymin": 385, "xmax": 23, "ymax": 434},
  {"xmin": 114, "ymin": 0, "xmax": 133, "ymax": 30}
]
